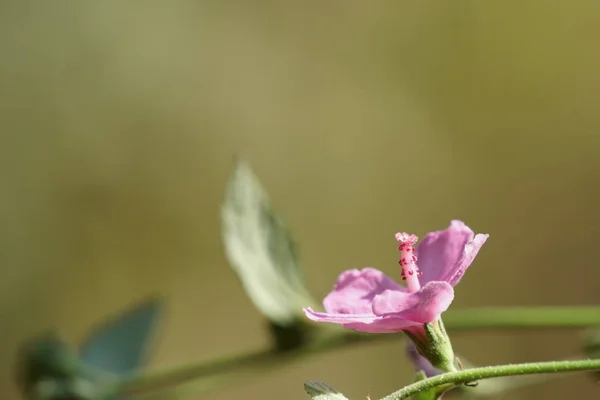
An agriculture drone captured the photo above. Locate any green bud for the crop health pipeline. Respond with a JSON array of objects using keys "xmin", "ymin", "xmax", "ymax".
[{"xmin": 404, "ymin": 318, "xmax": 458, "ymax": 374}]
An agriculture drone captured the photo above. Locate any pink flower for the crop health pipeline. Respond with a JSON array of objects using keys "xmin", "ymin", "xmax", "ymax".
[{"xmin": 303, "ymin": 220, "xmax": 488, "ymax": 334}]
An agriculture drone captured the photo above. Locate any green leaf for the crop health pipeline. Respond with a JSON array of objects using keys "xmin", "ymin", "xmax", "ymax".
[
  {"xmin": 15, "ymin": 333, "xmax": 116, "ymax": 400},
  {"xmin": 221, "ymin": 159, "xmax": 314, "ymax": 326},
  {"xmin": 16, "ymin": 299, "xmax": 161, "ymax": 400},
  {"xmin": 304, "ymin": 381, "xmax": 350, "ymax": 400},
  {"xmin": 80, "ymin": 298, "xmax": 162, "ymax": 377}
]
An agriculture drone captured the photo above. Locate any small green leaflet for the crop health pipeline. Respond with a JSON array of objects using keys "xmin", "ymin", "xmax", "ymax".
[
  {"xmin": 221, "ymin": 159, "xmax": 314, "ymax": 326},
  {"xmin": 304, "ymin": 381, "xmax": 349, "ymax": 400}
]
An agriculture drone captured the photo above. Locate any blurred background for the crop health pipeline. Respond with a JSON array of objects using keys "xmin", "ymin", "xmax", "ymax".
[{"xmin": 1, "ymin": 1, "xmax": 600, "ymax": 399}]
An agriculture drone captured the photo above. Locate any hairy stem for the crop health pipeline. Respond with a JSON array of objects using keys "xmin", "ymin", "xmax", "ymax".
[{"xmin": 380, "ymin": 359, "xmax": 600, "ymax": 400}]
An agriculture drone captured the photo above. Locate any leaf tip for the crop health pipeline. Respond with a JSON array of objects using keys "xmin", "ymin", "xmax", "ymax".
[{"xmin": 304, "ymin": 381, "xmax": 349, "ymax": 400}]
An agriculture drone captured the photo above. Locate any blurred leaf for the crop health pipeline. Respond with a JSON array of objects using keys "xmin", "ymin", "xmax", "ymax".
[
  {"xmin": 27, "ymin": 376, "xmax": 119, "ymax": 400},
  {"xmin": 16, "ymin": 333, "xmax": 119, "ymax": 400},
  {"xmin": 304, "ymin": 381, "xmax": 349, "ymax": 400},
  {"xmin": 16, "ymin": 333, "xmax": 80, "ymax": 389},
  {"xmin": 221, "ymin": 159, "xmax": 314, "ymax": 326},
  {"xmin": 16, "ymin": 298, "xmax": 162, "ymax": 400},
  {"xmin": 80, "ymin": 297, "xmax": 162, "ymax": 377}
]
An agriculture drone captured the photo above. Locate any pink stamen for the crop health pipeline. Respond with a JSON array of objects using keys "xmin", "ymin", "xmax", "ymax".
[{"xmin": 395, "ymin": 232, "xmax": 421, "ymax": 292}]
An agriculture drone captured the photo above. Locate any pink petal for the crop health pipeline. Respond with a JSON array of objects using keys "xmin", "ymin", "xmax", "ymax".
[
  {"xmin": 450, "ymin": 233, "xmax": 488, "ymax": 286},
  {"xmin": 303, "ymin": 308, "xmax": 379, "ymax": 324},
  {"xmin": 303, "ymin": 307, "xmax": 418, "ymax": 333},
  {"xmin": 417, "ymin": 220, "xmax": 486, "ymax": 287},
  {"xmin": 341, "ymin": 320, "xmax": 419, "ymax": 333},
  {"xmin": 371, "ymin": 281, "xmax": 454, "ymax": 323},
  {"xmin": 322, "ymin": 268, "xmax": 405, "ymax": 314}
]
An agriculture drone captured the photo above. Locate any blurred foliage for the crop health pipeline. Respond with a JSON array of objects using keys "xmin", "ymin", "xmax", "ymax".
[
  {"xmin": 221, "ymin": 160, "xmax": 314, "ymax": 327},
  {"xmin": 304, "ymin": 381, "xmax": 349, "ymax": 400},
  {"xmin": 16, "ymin": 299, "xmax": 161, "ymax": 400}
]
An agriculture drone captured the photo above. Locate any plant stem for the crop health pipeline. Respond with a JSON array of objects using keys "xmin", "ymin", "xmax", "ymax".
[
  {"xmin": 458, "ymin": 370, "xmax": 578, "ymax": 399},
  {"xmin": 452, "ymin": 355, "xmax": 583, "ymax": 399},
  {"xmin": 380, "ymin": 359, "xmax": 600, "ymax": 400},
  {"xmin": 120, "ymin": 306, "xmax": 600, "ymax": 395},
  {"xmin": 444, "ymin": 307, "xmax": 600, "ymax": 330},
  {"xmin": 120, "ymin": 331, "xmax": 369, "ymax": 395}
]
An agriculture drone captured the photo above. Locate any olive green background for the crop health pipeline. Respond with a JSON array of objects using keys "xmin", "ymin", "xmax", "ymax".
[{"xmin": 1, "ymin": 2, "xmax": 600, "ymax": 399}]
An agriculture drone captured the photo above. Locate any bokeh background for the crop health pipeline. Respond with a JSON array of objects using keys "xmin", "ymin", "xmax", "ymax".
[{"xmin": 1, "ymin": 2, "xmax": 600, "ymax": 399}]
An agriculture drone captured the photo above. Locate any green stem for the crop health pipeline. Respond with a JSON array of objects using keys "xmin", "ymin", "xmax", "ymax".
[
  {"xmin": 380, "ymin": 359, "xmax": 600, "ymax": 400},
  {"xmin": 120, "ymin": 306, "xmax": 600, "ymax": 395},
  {"xmin": 452, "ymin": 355, "xmax": 582, "ymax": 399},
  {"xmin": 459, "ymin": 370, "xmax": 578, "ymax": 399},
  {"xmin": 120, "ymin": 331, "xmax": 369, "ymax": 395},
  {"xmin": 444, "ymin": 307, "xmax": 600, "ymax": 329}
]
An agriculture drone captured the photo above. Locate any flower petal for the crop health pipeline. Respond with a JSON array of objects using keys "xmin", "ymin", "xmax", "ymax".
[
  {"xmin": 303, "ymin": 308, "xmax": 379, "ymax": 324},
  {"xmin": 340, "ymin": 320, "xmax": 418, "ymax": 333},
  {"xmin": 322, "ymin": 268, "xmax": 405, "ymax": 314},
  {"xmin": 371, "ymin": 281, "xmax": 454, "ymax": 323},
  {"xmin": 417, "ymin": 220, "xmax": 485, "ymax": 286},
  {"xmin": 303, "ymin": 307, "xmax": 418, "ymax": 333},
  {"xmin": 449, "ymin": 233, "xmax": 488, "ymax": 286}
]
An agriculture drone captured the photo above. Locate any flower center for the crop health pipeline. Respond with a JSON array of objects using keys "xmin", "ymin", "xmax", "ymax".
[{"xmin": 395, "ymin": 232, "xmax": 422, "ymax": 292}]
